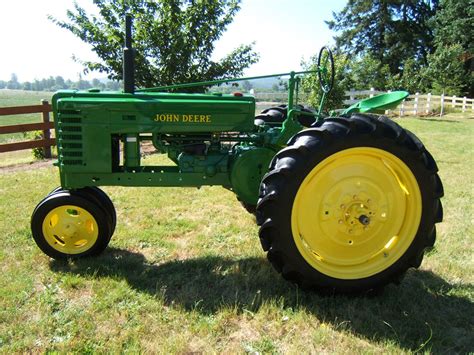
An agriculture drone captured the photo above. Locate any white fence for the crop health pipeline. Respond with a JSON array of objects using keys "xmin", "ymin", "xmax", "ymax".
[
  {"xmin": 254, "ymin": 89, "xmax": 473, "ymax": 116},
  {"xmin": 345, "ymin": 88, "xmax": 474, "ymax": 116}
]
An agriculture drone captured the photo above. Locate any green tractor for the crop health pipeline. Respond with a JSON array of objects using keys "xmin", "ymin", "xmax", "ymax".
[{"xmin": 31, "ymin": 16, "xmax": 443, "ymax": 293}]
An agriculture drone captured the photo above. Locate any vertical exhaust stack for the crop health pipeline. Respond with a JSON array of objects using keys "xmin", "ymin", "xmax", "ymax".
[{"xmin": 123, "ymin": 14, "xmax": 135, "ymax": 94}]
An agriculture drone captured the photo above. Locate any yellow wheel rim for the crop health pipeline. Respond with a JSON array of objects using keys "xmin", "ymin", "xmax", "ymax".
[
  {"xmin": 42, "ymin": 205, "xmax": 99, "ymax": 254},
  {"xmin": 291, "ymin": 147, "xmax": 422, "ymax": 279}
]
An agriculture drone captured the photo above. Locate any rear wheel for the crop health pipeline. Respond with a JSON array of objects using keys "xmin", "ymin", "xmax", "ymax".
[
  {"xmin": 255, "ymin": 104, "xmax": 315, "ymax": 127},
  {"xmin": 238, "ymin": 198, "xmax": 256, "ymax": 214},
  {"xmin": 256, "ymin": 114, "xmax": 443, "ymax": 293},
  {"xmin": 31, "ymin": 191, "xmax": 112, "ymax": 259}
]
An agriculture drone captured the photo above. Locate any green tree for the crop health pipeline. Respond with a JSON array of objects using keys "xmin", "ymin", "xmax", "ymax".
[
  {"xmin": 326, "ymin": 1, "xmax": 438, "ymax": 84},
  {"xmin": 424, "ymin": 44, "xmax": 466, "ymax": 96},
  {"xmin": 349, "ymin": 54, "xmax": 391, "ymax": 90},
  {"xmin": 241, "ymin": 80, "xmax": 252, "ymax": 92},
  {"xmin": 55, "ymin": 76, "xmax": 67, "ymax": 89},
  {"xmin": 301, "ymin": 51, "xmax": 352, "ymax": 111},
  {"xmin": 91, "ymin": 78, "xmax": 105, "ymax": 90},
  {"xmin": 388, "ymin": 58, "xmax": 429, "ymax": 93},
  {"xmin": 22, "ymin": 81, "xmax": 32, "ymax": 91},
  {"xmin": 433, "ymin": 0, "xmax": 473, "ymax": 51},
  {"xmin": 432, "ymin": 0, "xmax": 474, "ymax": 95},
  {"xmin": 50, "ymin": 0, "xmax": 258, "ymax": 91},
  {"xmin": 32, "ymin": 80, "xmax": 43, "ymax": 91},
  {"xmin": 6, "ymin": 73, "xmax": 20, "ymax": 90}
]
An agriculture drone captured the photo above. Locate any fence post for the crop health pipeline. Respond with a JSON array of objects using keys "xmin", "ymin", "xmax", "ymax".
[
  {"xmin": 399, "ymin": 100, "xmax": 405, "ymax": 117},
  {"xmin": 414, "ymin": 92, "xmax": 419, "ymax": 115},
  {"xmin": 349, "ymin": 89, "xmax": 355, "ymax": 101},
  {"xmin": 462, "ymin": 97, "xmax": 467, "ymax": 112},
  {"xmin": 452, "ymin": 95, "xmax": 456, "ymax": 108},
  {"xmin": 426, "ymin": 93, "xmax": 431, "ymax": 113},
  {"xmin": 370, "ymin": 87, "xmax": 375, "ymax": 98},
  {"xmin": 41, "ymin": 99, "xmax": 52, "ymax": 158},
  {"xmin": 440, "ymin": 92, "xmax": 445, "ymax": 117},
  {"xmin": 384, "ymin": 90, "xmax": 391, "ymax": 115}
]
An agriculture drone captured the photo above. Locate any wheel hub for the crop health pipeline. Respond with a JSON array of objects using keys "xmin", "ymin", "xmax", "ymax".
[
  {"xmin": 42, "ymin": 205, "xmax": 99, "ymax": 254},
  {"xmin": 326, "ymin": 183, "xmax": 386, "ymax": 242},
  {"xmin": 291, "ymin": 147, "xmax": 422, "ymax": 279},
  {"xmin": 341, "ymin": 196, "xmax": 374, "ymax": 233}
]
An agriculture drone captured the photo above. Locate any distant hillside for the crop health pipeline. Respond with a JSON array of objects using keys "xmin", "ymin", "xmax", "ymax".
[{"xmin": 248, "ymin": 77, "xmax": 280, "ymax": 89}]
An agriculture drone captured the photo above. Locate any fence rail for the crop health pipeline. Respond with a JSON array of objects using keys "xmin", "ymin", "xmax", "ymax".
[
  {"xmin": 255, "ymin": 89, "xmax": 473, "ymax": 116},
  {"xmin": 345, "ymin": 88, "xmax": 474, "ymax": 115},
  {"xmin": 0, "ymin": 100, "xmax": 54, "ymax": 155}
]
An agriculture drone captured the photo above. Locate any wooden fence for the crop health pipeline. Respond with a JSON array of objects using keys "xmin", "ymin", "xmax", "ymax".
[
  {"xmin": 345, "ymin": 88, "xmax": 474, "ymax": 116},
  {"xmin": 0, "ymin": 100, "xmax": 55, "ymax": 156}
]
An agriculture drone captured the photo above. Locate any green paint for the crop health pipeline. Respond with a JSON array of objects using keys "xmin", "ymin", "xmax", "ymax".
[
  {"xmin": 230, "ymin": 146, "xmax": 276, "ymax": 204},
  {"xmin": 343, "ymin": 91, "xmax": 409, "ymax": 115}
]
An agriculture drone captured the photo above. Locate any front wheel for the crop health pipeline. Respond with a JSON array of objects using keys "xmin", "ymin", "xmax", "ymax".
[
  {"xmin": 31, "ymin": 191, "xmax": 112, "ymax": 259},
  {"xmin": 49, "ymin": 186, "xmax": 116, "ymax": 237},
  {"xmin": 256, "ymin": 114, "xmax": 443, "ymax": 293}
]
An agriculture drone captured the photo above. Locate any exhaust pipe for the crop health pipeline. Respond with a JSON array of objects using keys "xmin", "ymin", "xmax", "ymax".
[{"xmin": 123, "ymin": 14, "xmax": 135, "ymax": 94}]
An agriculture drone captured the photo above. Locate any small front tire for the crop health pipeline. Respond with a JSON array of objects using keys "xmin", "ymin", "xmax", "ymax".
[
  {"xmin": 31, "ymin": 191, "xmax": 112, "ymax": 259},
  {"xmin": 49, "ymin": 186, "xmax": 116, "ymax": 237}
]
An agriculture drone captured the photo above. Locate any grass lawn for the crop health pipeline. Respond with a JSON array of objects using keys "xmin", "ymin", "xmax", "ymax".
[{"xmin": 0, "ymin": 93, "xmax": 473, "ymax": 352}]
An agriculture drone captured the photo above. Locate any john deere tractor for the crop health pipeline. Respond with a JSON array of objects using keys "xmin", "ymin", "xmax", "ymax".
[{"xmin": 31, "ymin": 16, "xmax": 443, "ymax": 293}]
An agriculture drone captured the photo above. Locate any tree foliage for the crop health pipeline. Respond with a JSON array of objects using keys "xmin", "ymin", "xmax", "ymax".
[
  {"xmin": 348, "ymin": 54, "xmax": 391, "ymax": 90},
  {"xmin": 432, "ymin": 0, "xmax": 474, "ymax": 94},
  {"xmin": 0, "ymin": 74, "xmax": 121, "ymax": 92},
  {"xmin": 326, "ymin": 0, "xmax": 438, "ymax": 75},
  {"xmin": 425, "ymin": 44, "xmax": 467, "ymax": 96},
  {"xmin": 50, "ymin": 0, "xmax": 259, "ymax": 91},
  {"xmin": 301, "ymin": 51, "xmax": 352, "ymax": 111},
  {"xmin": 326, "ymin": 0, "xmax": 473, "ymax": 96}
]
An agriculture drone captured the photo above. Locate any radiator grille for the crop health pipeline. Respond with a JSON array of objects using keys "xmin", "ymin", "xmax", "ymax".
[{"xmin": 57, "ymin": 109, "xmax": 83, "ymax": 166}]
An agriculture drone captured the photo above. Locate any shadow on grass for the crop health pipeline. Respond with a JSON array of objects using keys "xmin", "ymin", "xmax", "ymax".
[
  {"xmin": 417, "ymin": 117, "xmax": 463, "ymax": 123},
  {"xmin": 50, "ymin": 248, "xmax": 473, "ymax": 353}
]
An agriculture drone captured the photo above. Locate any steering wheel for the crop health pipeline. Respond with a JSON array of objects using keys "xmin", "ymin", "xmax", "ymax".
[{"xmin": 317, "ymin": 46, "xmax": 335, "ymax": 93}]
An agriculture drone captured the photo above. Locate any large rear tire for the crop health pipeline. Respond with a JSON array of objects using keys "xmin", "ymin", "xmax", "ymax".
[
  {"xmin": 254, "ymin": 104, "xmax": 316, "ymax": 127},
  {"xmin": 256, "ymin": 114, "xmax": 443, "ymax": 293}
]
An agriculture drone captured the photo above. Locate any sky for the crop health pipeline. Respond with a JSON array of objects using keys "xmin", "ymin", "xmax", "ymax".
[{"xmin": 0, "ymin": 0, "xmax": 347, "ymax": 82}]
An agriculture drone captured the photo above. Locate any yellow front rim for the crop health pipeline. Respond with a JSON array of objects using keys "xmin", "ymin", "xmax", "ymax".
[
  {"xmin": 42, "ymin": 205, "xmax": 99, "ymax": 254},
  {"xmin": 291, "ymin": 147, "xmax": 422, "ymax": 279}
]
